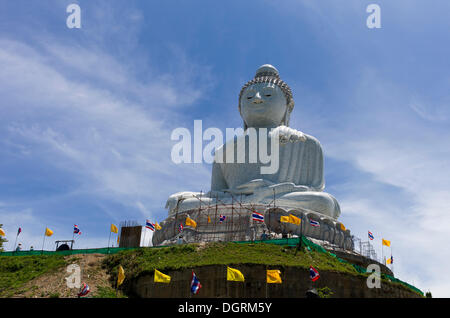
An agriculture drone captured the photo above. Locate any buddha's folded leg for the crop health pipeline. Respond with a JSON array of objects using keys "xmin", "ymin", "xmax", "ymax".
[
  {"xmin": 168, "ymin": 197, "xmax": 215, "ymax": 216},
  {"xmin": 274, "ymin": 191, "xmax": 341, "ymax": 219}
]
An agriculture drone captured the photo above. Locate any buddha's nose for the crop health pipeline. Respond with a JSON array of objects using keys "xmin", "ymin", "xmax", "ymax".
[{"xmin": 253, "ymin": 92, "xmax": 263, "ymax": 104}]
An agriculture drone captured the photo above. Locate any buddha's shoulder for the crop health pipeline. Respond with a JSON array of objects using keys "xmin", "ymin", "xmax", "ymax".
[
  {"xmin": 217, "ymin": 130, "xmax": 322, "ymax": 147},
  {"xmin": 303, "ymin": 133, "xmax": 322, "ymax": 147},
  {"xmin": 282, "ymin": 133, "xmax": 323, "ymax": 153}
]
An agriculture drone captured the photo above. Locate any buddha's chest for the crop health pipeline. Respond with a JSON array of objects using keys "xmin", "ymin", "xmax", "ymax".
[
  {"xmin": 217, "ymin": 135, "xmax": 322, "ymax": 188},
  {"xmin": 219, "ymin": 140, "xmax": 308, "ymax": 189}
]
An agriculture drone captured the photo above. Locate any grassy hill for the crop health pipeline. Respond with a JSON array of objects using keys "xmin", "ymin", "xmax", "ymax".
[
  {"xmin": 0, "ymin": 241, "xmax": 423, "ymax": 298},
  {"xmin": 104, "ymin": 242, "xmax": 359, "ymax": 281},
  {"xmin": 0, "ymin": 255, "xmax": 67, "ymax": 297}
]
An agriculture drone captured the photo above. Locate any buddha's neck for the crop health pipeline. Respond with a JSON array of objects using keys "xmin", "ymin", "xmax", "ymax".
[{"xmin": 246, "ymin": 125, "xmax": 281, "ymax": 132}]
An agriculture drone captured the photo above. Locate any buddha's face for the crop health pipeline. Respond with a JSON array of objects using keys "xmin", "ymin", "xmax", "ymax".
[{"xmin": 240, "ymin": 82, "xmax": 287, "ymax": 128}]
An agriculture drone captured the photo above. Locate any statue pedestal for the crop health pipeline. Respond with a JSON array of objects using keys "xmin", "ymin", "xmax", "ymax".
[{"xmin": 152, "ymin": 203, "xmax": 353, "ymax": 249}]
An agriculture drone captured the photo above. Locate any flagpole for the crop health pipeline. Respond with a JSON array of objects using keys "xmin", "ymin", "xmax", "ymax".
[
  {"xmin": 107, "ymin": 229, "xmax": 112, "ymax": 254},
  {"xmin": 41, "ymin": 227, "xmax": 47, "ymax": 255},
  {"xmin": 226, "ymin": 267, "xmax": 229, "ymax": 298},
  {"xmin": 300, "ymin": 214, "xmax": 303, "ymax": 242},
  {"xmin": 273, "ymin": 188, "xmax": 275, "ymax": 208},
  {"xmin": 189, "ymin": 268, "xmax": 192, "ymax": 299},
  {"xmin": 391, "ymin": 246, "xmax": 394, "ymax": 275},
  {"xmin": 13, "ymin": 232, "xmax": 19, "ymax": 253},
  {"xmin": 142, "ymin": 225, "xmax": 147, "ymax": 248},
  {"xmin": 265, "ymin": 265, "xmax": 268, "ymax": 299},
  {"xmin": 72, "ymin": 226, "xmax": 75, "ymax": 249}
]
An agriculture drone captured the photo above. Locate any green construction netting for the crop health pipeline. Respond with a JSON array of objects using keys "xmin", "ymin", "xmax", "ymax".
[
  {"xmin": 0, "ymin": 236, "xmax": 423, "ymax": 296},
  {"xmin": 236, "ymin": 236, "xmax": 423, "ymax": 296}
]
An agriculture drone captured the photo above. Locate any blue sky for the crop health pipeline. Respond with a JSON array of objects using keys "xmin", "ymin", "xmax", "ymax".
[{"xmin": 1, "ymin": 0, "xmax": 449, "ymax": 296}]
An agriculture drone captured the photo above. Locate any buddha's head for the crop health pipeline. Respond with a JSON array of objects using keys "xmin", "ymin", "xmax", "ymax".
[{"xmin": 239, "ymin": 64, "xmax": 294, "ymax": 130}]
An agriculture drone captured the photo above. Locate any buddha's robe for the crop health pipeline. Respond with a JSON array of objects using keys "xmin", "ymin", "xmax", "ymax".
[
  {"xmin": 165, "ymin": 128, "xmax": 341, "ymax": 219},
  {"xmin": 212, "ymin": 133, "xmax": 324, "ymax": 191},
  {"xmin": 210, "ymin": 132, "xmax": 340, "ymax": 219}
]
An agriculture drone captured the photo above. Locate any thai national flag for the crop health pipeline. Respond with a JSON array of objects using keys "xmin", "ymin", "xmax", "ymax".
[
  {"xmin": 146, "ymin": 220, "xmax": 155, "ymax": 231},
  {"xmin": 73, "ymin": 225, "xmax": 81, "ymax": 235},
  {"xmin": 17, "ymin": 227, "xmax": 22, "ymax": 235},
  {"xmin": 309, "ymin": 266, "xmax": 320, "ymax": 282},
  {"xmin": 309, "ymin": 220, "xmax": 320, "ymax": 227},
  {"xmin": 179, "ymin": 223, "xmax": 184, "ymax": 232},
  {"xmin": 78, "ymin": 282, "xmax": 90, "ymax": 297},
  {"xmin": 252, "ymin": 212, "xmax": 264, "ymax": 222},
  {"xmin": 368, "ymin": 231, "xmax": 374, "ymax": 240},
  {"xmin": 190, "ymin": 271, "xmax": 202, "ymax": 295},
  {"xmin": 219, "ymin": 215, "xmax": 226, "ymax": 223}
]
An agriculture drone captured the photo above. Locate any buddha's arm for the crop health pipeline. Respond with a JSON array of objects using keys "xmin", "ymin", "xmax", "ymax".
[
  {"xmin": 299, "ymin": 136, "xmax": 325, "ymax": 191},
  {"xmin": 211, "ymin": 162, "xmax": 228, "ymax": 192}
]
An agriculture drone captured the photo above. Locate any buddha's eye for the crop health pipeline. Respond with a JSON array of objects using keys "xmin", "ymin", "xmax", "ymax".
[
  {"xmin": 262, "ymin": 87, "xmax": 273, "ymax": 97},
  {"xmin": 247, "ymin": 96, "xmax": 253, "ymax": 99}
]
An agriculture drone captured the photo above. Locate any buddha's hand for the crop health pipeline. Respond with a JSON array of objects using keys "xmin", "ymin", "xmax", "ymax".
[
  {"xmin": 234, "ymin": 179, "xmax": 275, "ymax": 195},
  {"xmin": 269, "ymin": 125, "xmax": 307, "ymax": 144},
  {"xmin": 251, "ymin": 182, "xmax": 310, "ymax": 200}
]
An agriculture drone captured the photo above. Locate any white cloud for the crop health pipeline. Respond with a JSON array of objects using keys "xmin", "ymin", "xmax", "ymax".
[
  {"xmin": 309, "ymin": 67, "xmax": 450, "ymax": 296},
  {"xmin": 0, "ymin": 34, "xmax": 214, "ymax": 250}
]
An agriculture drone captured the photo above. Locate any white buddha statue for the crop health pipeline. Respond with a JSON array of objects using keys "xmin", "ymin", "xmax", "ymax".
[{"xmin": 165, "ymin": 64, "xmax": 341, "ymax": 220}]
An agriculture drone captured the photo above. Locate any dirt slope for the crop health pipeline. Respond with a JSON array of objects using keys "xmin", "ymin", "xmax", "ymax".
[{"xmin": 14, "ymin": 254, "xmax": 113, "ymax": 298}]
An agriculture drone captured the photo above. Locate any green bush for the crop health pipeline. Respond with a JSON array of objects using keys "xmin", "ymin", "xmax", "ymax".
[
  {"xmin": 93, "ymin": 286, "xmax": 127, "ymax": 298},
  {"xmin": 317, "ymin": 286, "xmax": 334, "ymax": 298}
]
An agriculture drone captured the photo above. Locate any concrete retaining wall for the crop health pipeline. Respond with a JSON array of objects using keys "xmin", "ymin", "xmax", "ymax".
[{"xmin": 130, "ymin": 264, "xmax": 421, "ymax": 298}]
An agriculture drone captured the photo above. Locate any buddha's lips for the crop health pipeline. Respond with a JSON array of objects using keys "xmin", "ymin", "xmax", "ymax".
[{"xmin": 250, "ymin": 104, "xmax": 268, "ymax": 111}]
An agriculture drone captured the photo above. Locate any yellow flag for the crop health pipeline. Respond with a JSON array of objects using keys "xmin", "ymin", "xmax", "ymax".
[
  {"xmin": 111, "ymin": 224, "xmax": 118, "ymax": 234},
  {"xmin": 154, "ymin": 269, "xmax": 171, "ymax": 283},
  {"xmin": 45, "ymin": 228, "xmax": 53, "ymax": 237},
  {"xmin": 289, "ymin": 214, "xmax": 301, "ymax": 225},
  {"xmin": 227, "ymin": 266, "xmax": 245, "ymax": 282},
  {"xmin": 382, "ymin": 239, "xmax": 391, "ymax": 247},
  {"xmin": 117, "ymin": 265, "xmax": 125, "ymax": 286},
  {"xmin": 185, "ymin": 216, "xmax": 197, "ymax": 228},
  {"xmin": 386, "ymin": 257, "xmax": 392, "ymax": 265},
  {"xmin": 155, "ymin": 222, "xmax": 162, "ymax": 230},
  {"xmin": 117, "ymin": 235, "xmax": 120, "ymax": 245},
  {"xmin": 0, "ymin": 228, "xmax": 5, "ymax": 237},
  {"xmin": 280, "ymin": 216, "xmax": 290, "ymax": 223},
  {"xmin": 208, "ymin": 215, "xmax": 211, "ymax": 223},
  {"xmin": 340, "ymin": 223, "xmax": 346, "ymax": 231},
  {"xmin": 266, "ymin": 269, "xmax": 282, "ymax": 284}
]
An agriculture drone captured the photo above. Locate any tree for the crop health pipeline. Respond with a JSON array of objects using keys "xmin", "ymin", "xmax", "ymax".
[{"xmin": 0, "ymin": 224, "xmax": 8, "ymax": 252}]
